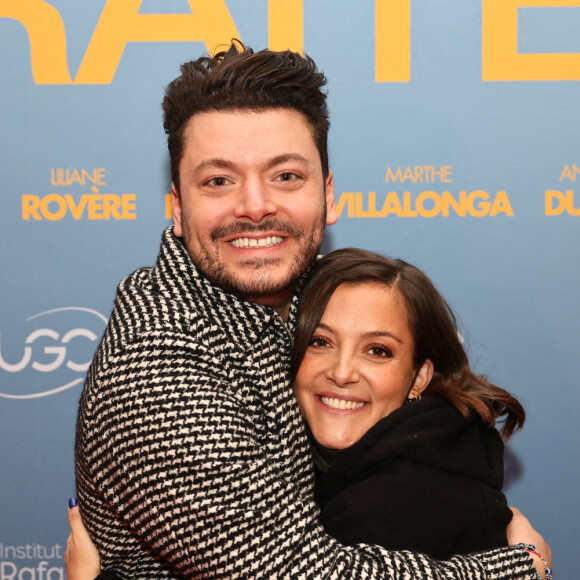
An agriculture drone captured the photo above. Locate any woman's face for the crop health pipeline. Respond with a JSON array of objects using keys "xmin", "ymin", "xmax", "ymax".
[{"xmin": 294, "ymin": 282, "xmax": 432, "ymax": 450}]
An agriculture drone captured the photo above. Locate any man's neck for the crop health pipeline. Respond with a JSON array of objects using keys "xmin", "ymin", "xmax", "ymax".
[{"xmin": 247, "ymin": 292, "xmax": 292, "ymax": 321}]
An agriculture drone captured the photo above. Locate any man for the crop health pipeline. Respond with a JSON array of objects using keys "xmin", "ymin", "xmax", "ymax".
[{"xmin": 74, "ymin": 42, "xmax": 546, "ymax": 578}]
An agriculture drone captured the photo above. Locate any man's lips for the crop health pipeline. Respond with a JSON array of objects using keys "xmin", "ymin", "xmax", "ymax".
[
  {"xmin": 229, "ymin": 235, "xmax": 285, "ymax": 249},
  {"xmin": 211, "ymin": 218, "xmax": 302, "ymax": 242}
]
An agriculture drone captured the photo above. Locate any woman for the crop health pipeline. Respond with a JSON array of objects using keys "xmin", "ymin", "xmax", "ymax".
[
  {"xmin": 292, "ymin": 248, "xmax": 525, "ymax": 559},
  {"xmin": 66, "ymin": 249, "xmax": 551, "ymax": 579}
]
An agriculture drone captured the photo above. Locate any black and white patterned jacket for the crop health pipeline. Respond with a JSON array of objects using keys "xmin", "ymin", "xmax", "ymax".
[{"xmin": 75, "ymin": 227, "xmax": 535, "ymax": 579}]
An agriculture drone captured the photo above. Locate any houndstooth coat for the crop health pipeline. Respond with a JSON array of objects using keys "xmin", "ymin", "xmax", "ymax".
[{"xmin": 75, "ymin": 227, "xmax": 536, "ymax": 579}]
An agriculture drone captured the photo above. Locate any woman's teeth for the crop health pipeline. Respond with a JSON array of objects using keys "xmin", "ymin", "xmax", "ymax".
[{"xmin": 320, "ymin": 397, "xmax": 365, "ymax": 410}]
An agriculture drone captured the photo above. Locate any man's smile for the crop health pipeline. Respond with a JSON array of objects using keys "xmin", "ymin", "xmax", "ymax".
[{"xmin": 229, "ymin": 236, "xmax": 285, "ymax": 248}]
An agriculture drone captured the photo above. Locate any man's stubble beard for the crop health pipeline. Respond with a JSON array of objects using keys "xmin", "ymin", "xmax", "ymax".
[{"xmin": 181, "ymin": 215, "xmax": 326, "ymax": 301}]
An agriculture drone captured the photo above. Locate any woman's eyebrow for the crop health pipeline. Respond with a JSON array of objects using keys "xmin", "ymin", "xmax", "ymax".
[
  {"xmin": 315, "ymin": 322, "xmax": 403, "ymax": 344},
  {"xmin": 362, "ymin": 330, "xmax": 403, "ymax": 344}
]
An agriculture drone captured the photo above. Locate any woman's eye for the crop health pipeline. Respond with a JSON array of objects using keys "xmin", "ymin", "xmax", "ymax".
[
  {"xmin": 308, "ymin": 337, "xmax": 329, "ymax": 348},
  {"xmin": 368, "ymin": 346, "xmax": 393, "ymax": 358}
]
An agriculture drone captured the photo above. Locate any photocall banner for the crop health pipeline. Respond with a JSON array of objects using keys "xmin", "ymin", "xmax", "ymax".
[{"xmin": 1, "ymin": 1, "xmax": 578, "ymax": 577}]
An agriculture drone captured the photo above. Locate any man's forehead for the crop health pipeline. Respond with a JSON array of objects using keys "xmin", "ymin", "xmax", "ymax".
[
  {"xmin": 181, "ymin": 108, "xmax": 321, "ymax": 169},
  {"xmin": 183, "ymin": 107, "xmax": 312, "ymax": 136}
]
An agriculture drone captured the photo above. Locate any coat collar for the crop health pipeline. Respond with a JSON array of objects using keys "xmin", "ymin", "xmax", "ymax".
[{"xmin": 314, "ymin": 396, "xmax": 505, "ymax": 504}]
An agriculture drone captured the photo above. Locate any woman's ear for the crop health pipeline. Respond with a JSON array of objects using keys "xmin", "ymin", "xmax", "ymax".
[{"xmin": 409, "ymin": 359, "xmax": 434, "ymax": 399}]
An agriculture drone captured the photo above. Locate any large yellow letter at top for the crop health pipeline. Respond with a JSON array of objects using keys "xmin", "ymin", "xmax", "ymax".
[
  {"xmin": 268, "ymin": 0, "xmax": 303, "ymax": 53},
  {"xmin": 0, "ymin": 0, "xmax": 72, "ymax": 84},
  {"xmin": 75, "ymin": 0, "xmax": 239, "ymax": 84},
  {"xmin": 375, "ymin": 0, "xmax": 411, "ymax": 82},
  {"xmin": 483, "ymin": 0, "xmax": 580, "ymax": 81}
]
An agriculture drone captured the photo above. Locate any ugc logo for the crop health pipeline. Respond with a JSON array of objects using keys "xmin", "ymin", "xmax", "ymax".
[{"xmin": 0, "ymin": 307, "xmax": 106, "ymax": 399}]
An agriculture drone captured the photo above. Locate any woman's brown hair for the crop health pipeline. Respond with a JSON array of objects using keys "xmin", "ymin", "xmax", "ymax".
[{"xmin": 292, "ymin": 248, "xmax": 525, "ymax": 439}]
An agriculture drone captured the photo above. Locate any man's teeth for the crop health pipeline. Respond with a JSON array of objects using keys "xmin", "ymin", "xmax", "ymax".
[
  {"xmin": 230, "ymin": 236, "xmax": 284, "ymax": 248},
  {"xmin": 321, "ymin": 397, "xmax": 365, "ymax": 410}
]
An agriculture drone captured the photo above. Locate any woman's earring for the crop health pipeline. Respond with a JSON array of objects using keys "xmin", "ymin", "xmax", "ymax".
[{"xmin": 405, "ymin": 393, "xmax": 421, "ymax": 404}]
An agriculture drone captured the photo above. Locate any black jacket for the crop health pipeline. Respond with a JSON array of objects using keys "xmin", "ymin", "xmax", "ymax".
[{"xmin": 314, "ymin": 397, "xmax": 512, "ymax": 560}]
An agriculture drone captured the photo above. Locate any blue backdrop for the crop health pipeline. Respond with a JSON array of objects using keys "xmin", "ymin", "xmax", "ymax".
[{"xmin": 1, "ymin": 1, "xmax": 578, "ymax": 577}]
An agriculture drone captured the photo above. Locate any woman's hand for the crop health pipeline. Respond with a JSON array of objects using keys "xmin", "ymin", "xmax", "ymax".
[
  {"xmin": 507, "ymin": 507, "xmax": 552, "ymax": 580},
  {"xmin": 65, "ymin": 501, "xmax": 102, "ymax": 580}
]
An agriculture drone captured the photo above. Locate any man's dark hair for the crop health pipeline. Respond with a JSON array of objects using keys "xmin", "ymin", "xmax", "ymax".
[{"xmin": 163, "ymin": 40, "xmax": 330, "ymax": 194}]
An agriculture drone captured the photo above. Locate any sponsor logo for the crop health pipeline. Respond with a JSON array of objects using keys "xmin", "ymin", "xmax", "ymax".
[
  {"xmin": 0, "ymin": 542, "xmax": 64, "ymax": 580},
  {"xmin": 22, "ymin": 168, "xmax": 136, "ymax": 221},
  {"xmin": 0, "ymin": 307, "xmax": 106, "ymax": 399}
]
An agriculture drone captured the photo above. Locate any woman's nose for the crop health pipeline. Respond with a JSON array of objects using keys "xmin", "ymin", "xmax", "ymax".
[{"xmin": 326, "ymin": 352, "xmax": 359, "ymax": 387}]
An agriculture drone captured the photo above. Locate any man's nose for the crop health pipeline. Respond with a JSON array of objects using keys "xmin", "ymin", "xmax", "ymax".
[{"xmin": 233, "ymin": 178, "xmax": 277, "ymax": 222}]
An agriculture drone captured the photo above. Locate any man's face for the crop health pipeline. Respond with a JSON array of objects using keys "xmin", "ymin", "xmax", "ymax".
[{"xmin": 172, "ymin": 109, "xmax": 337, "ymax": 314}]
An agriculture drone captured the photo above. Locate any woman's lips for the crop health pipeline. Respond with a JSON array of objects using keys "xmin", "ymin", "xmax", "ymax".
[{"xmin": 317, "ymin": 394, "xmax": 367, "ymax": 411}]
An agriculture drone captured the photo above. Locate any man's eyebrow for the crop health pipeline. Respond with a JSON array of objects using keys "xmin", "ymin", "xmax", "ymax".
[
  {"xmin": 193, "ymin": 154, "xmax": 310, "ymax": 174},
  {"xmin": 193, "ymin": 158, "xmax": 237, "ymax": 173},
  {"xmin": 265, "ymin": 153, "xmax": 311, "ymax": 170}
]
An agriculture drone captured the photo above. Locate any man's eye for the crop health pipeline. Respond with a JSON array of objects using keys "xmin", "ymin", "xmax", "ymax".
[
  {"xmin": 206, "ymin": 176, "xmax": 230, "ymax": 187},
  {"xmin": 277, "ymin": 172, "xmax": 299, "ymax": 182}
]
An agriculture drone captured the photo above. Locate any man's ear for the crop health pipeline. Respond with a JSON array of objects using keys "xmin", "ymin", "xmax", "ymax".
[
  {"xmin": 325, "ymin": 170, "xmax": 338, "ymax": 226},
  {"xmin": 171, "ymin": 183, "xmax": 183, "ymax": 237},
  {"xmin": 409, "ymin": 359, "xmax": 434, "ymax": 399}
]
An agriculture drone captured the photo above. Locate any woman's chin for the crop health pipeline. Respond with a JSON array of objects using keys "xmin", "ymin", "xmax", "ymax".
[{"xmin": 314, "ymin": 429, "xmax": 360, "ymax": 451}]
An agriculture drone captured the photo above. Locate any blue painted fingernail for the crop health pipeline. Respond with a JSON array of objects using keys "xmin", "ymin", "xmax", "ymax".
[{"xmin": 69, "ymin": 497, "xmax": 77, "ymax": 509}]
